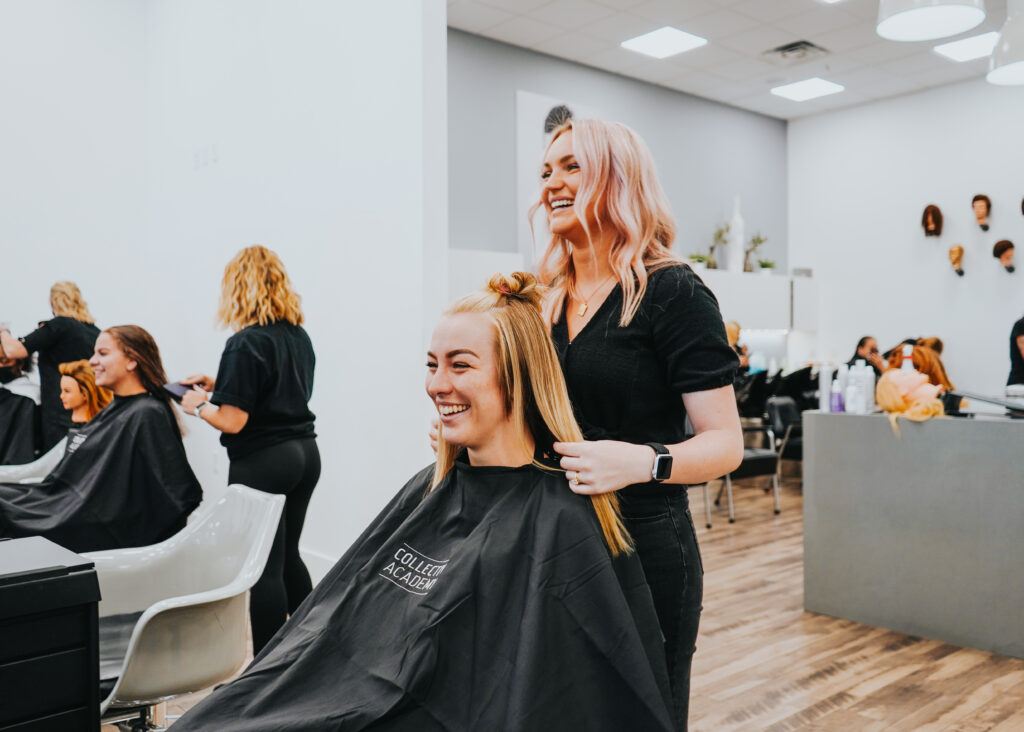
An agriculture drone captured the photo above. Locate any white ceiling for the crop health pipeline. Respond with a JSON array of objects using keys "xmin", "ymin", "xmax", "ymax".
[{"xmin": 447, "ymin": 0, "xmax": 1009, "ymax": 119}]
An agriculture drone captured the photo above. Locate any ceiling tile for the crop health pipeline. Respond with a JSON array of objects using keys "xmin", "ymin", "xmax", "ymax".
[
  {"xmin": 877, "ymin": 50, "xmax": 952, "ymax": 76},
  {"xmin": 590, "ymin": 0, "xmax": 648, "ymax": 9},
  {"xmin": 810, "ymin": 23, "xmax": 881, "ymax": 54},
  {"xmin": 447, "ymin": 1, "xmax": 516, "ymax": 33},
  {"xmin": 530, "ymin": 31, "xmax": 610, "ymax": 59},
  {"xmin": 906, "ymin": 62, "xmax": 987, "ymax": 87},
  {"xmin": 710, "ymin": 55, "xmax": 785, "ymax": 83},
  {"xmin": 664, "ymin": 42, "xmax": 744, "ymax": 71},
  {"xmin": 578, "ymin": 10, "xmax": 661, "ymax": 42},
  {"xmin": 854, "ymin": 75, "xmax": 926, "ymax": 100},
  {"xmin": 772, "ymin": 5, "xmax": 862, "ymax": 38},
  {"xmin": 530, "ymin": 0, "xmax": 617, "ymax": 29},
  {"xmin": 578, "ymin": 44, "xmax": 650, "ymax": 73},
  {"xmin": 730, "ymin": 0, "xmax": 815, "ymax": 24},
  {"xmin": 630, "ymin": 0, "xmax": 718, "ymax": 26},
  {"xmin": 677, "ymin": 9, "xmax": 763, "ymax": 39},
  {"xmin": 847, "ymin": 39, "xmax": 927, "ymax": 64},
  {"xmin": 715, "ymin": 24, "xmax": 806, "ymax": 55},
  {"xmin": 478, "ymin": 0, "xmax": 554, "ymax": 12},
  {"xmin": 485, "ymin": 16, "xmax": 564, "ymax": 47}
]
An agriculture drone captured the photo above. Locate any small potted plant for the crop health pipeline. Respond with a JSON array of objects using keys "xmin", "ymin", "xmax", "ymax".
[
  {"xmin": 744, "ymin": 233, "xmax": 767, "ymax": 272},
  {"xmin": 688, "ymin": 253, "xmax": 709, "ymax": 272},
  {"xmin": 707, "ymin": 224, "xmax": 729, "ymax": 270},
  {"xmin": 757, "ymin": 258, "xmax": 776, "ymax": 275}
]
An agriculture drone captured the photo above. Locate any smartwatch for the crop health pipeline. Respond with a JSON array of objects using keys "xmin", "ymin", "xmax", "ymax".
[
  {"xmin": 644, "ymin": 442, "xmax": 673, "ymax": 482},
  {"xmin": 194, "ymin": 401, "xmax": 209, "ymax": 417}
]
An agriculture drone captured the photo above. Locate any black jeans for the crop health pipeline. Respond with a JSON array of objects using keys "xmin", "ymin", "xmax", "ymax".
[
  {"xmin": 229, "ymin": 437, "xmax": 321, "ymax": 654},
  {"xmin": 620, "ymin": 489, "xmax": 704, "ymax": 732}
]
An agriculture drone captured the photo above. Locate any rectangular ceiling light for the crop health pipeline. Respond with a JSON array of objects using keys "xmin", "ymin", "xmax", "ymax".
[
  {"xmin": 934, "ymin": 31, "xmax": 1000, "ymax": 62},
  {"xmin": 620, "ymin": 26, "xmax": 708, "ymax": 59},
  {"xmin": 770, "ymin": 77, "xmax": 845, "ymax": 101}
]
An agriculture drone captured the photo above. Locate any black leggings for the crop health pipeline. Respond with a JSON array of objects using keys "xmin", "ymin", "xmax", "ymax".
[{"xmin": 228, "ymin": 437, "xmax": 321, "ymax": 654}]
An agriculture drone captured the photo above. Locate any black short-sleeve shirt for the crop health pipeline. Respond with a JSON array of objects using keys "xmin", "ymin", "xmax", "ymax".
[
  {"xmin": 552, "ymin": 265, "xmax": 738, "ymax": 493},
  {"xmin": 20, "ymin": 316, "xmax": 101, "ymax": 450},
  {"xmin": 1008, "ymin": 316, "xmax": 1024, "ymax": 385},
  {"xmin": 211, "ymin": 322, "xmax": 317, "ymax": 460}
]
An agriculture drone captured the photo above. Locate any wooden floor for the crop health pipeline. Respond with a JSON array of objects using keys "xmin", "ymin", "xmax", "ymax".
[
  {"xmin": 147, "ymin": 473, "xmax": 1024, "ymax": 731},
  {"xmin": 689, "ymin": 474, "xmax": 1024, "ymax": 732}
]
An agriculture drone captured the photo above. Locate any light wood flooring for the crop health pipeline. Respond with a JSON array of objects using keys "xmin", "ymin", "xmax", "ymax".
[{"xmin": 138, "ymin": 472, "xmax": 1024, "ymax": 731}]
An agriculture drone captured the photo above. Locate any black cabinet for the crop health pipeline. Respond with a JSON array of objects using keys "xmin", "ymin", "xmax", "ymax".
[{"xmin": 0, "ymin": 537, "xmax": 100, "ymax": 732}]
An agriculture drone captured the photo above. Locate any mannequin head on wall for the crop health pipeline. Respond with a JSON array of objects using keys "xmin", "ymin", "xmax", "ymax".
[
  {"xmin": 972, "ymin": 194, "xmax": 991, "ymax": 231},
  {"xmin": 993, "ymin": 240, "xmax": 1015, "ymax": 273},
  {"xmin": 921, "ymin": 204, "xmax": 942, "ymax": 236},
  {"xmin": 948, "ymin": 245, "xmax": 964, "ymax": 277}
]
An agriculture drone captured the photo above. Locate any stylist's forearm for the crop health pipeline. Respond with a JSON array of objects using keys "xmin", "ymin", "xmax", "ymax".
[
  {"xmin": 199, "ymin": 403, "xmax": 249, "ymax": 435},
  {"xmin": 666, "ymin": 429, "xmax": 744, "ymax": 485},
  {"xmin": 0, "ymin": 330, "xmax": 28, "ymax": 360}
]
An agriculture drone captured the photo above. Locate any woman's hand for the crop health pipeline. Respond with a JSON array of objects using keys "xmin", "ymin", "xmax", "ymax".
[
  {"xmin": 181, "ymin": 385, "xmax": 208, "ymax": 415},
  {"xmin": 553, "ymin": 440, "xmax": 653, "ymax": 495},
  {"xmin": 181, "ymin": 373, "xmax": 216, "ymax": 391}
]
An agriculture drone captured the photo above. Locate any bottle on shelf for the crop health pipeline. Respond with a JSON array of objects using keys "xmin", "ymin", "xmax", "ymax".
[
  {"xmin": 830, "ymin": 378, "xmax": 845, "ymax": 413},
  {"xmin": 900, "ymin": 343, "xmax": 915, "ymax": 371}
]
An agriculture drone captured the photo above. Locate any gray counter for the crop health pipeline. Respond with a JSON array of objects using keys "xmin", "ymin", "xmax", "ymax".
[{"xmin": 803, "ymin": 410, "xmax": 1024, "ymax": 659}]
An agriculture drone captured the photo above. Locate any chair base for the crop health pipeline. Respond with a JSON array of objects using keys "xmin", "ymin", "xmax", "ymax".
[
  {"xmin": 103, "ymin": 702, "xmax": 167, "ymax": 732},
  {"xmin": 715, "ymin": 473, "xmax": 781, "ymax": 523}
]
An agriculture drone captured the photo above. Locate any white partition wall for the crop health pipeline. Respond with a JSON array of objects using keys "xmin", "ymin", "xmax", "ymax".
[{"xmin": 0, "ymin": 0, "xmax": 448, "ymax": 580}]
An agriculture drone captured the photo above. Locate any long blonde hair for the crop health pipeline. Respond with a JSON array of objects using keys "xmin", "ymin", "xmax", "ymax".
[
  {"xmin": 58, "ymin": 359, "xmax": 112, "ymax": 421},
  {"xmin": 217, "ymin": 245, "xmax": 304, "ymax": 331},
  {"xmin": 50, "ymin": 281, "xmax": 94, "ymax": 323},
  {"xmin": 533, "ymin": 119, "xmax": 679, "ymax": 327},
  {"xmin": 432, "ymin": 272, "xmax": 632, "ymax": 556}
]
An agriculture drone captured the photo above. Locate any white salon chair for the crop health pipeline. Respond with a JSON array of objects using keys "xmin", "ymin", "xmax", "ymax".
[
  {"xmin": 84, "ymin": 484, "xmax": 284, "ymax": 731},
  {"xmin": 0, "ymin": 436, "xmax": 66, "ymax": 483}
]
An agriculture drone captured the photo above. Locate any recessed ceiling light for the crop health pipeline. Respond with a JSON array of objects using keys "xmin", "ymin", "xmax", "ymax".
[
  {"xmin": 934, "ymin": 31, "xmax": 999, "ymax": 61},
  {"xmin": 770, "ymin": 77, "xmax": 845, "ymax": 101},
  {"xmin": 620, "ymin": 26, "xmax": 708, "ymax": 59}
]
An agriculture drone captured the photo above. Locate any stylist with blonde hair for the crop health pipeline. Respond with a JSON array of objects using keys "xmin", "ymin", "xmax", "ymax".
[
  {"xmin": 536, "ymin": 119, "xmax": 743, "ymax": 730},
  {"xmin": 181, "ymin": 245, "xmax": 320, "ymax": 653},
  {"xmin": 0, "ymin": 281, "xmax": 101, "ymax": 450}
]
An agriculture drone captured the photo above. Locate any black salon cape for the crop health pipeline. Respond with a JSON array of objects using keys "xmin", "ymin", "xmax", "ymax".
[
  {"xmin": 0, "ymin": 393, "xmax": 202, "ymax": 553},
  {"xmin": 175, "ymin": 460, "xmax": 674, "ymax": 732}
]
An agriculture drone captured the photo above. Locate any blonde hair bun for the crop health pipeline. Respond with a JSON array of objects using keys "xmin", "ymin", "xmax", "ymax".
[{"xmin": 486, "ymin": 272, "xmax": 544, "ymax": 311}]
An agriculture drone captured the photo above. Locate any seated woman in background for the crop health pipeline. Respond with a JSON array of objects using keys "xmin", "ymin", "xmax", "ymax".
[
  {"xmin": 59, "ymin": 359, "xmax": 112, "ymax": 426},
  {"xmin": 0, "ymin": 326, "xmax": 202, "ymax": 553},
  {"xmin": 0, "ymin": 356, "xmax": 40, "ymax": 465},
  {"xmin": 887, "ymin": 344, "xmax": 954, "ymax": 392},
  {"xmin": 174, "ymin": 273, "xmax": 674, "ymax": 732},
  {"xmin": 0, "ymin": 282, "xmax": 101, "ymax": 451}
]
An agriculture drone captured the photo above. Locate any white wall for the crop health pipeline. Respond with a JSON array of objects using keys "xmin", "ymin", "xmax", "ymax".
[
  {"xmin": 0, "ymin": 0, "xmax": 447, "ymax": 579},
  {"xmin": 448, "ymin": 30, "xmax": 789, "ymax": 271},
  {"xmin": 789, "ymin": 78, "xmax": 1024, "ymax": 393}
]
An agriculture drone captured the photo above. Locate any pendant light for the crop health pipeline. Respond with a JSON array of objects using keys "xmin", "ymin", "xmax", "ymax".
[
  {"xmin": 988, "ymin": 0, "xmax": 1024, "ymax": 84},
  {"xmin": 877, "ymin": 0, "xmax": 986, "ymax": 41}
]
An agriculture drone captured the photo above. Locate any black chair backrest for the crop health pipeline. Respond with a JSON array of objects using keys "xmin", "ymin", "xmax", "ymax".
[{"xmin": 765, "ymin": 396, "xmax": 800, "ymax": 435}]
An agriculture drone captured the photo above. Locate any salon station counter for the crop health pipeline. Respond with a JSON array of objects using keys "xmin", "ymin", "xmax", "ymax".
[{"xmin": 803, "ymin": 410, "xmax": 1024, "ymax": 659}]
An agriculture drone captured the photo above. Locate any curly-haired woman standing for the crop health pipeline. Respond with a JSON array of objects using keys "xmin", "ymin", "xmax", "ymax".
[{"xmin": 182, "ymin": 245, "xmax": 320, "ymax": 652}]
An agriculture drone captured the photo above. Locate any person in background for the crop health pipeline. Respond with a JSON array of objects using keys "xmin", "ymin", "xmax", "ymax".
[
  {"xmin": 1007, "ymin": 314, "xmax": 1024, "ymax": 386},
  {"xmin": 848, "ymin": 336, "xmax": 887, "ymax": 377},
  {"xmin": 0, "ymin": 356, "xmax": 40, "ymax": 465},
  {"xmin": 725, "ymin": 320, "xmax": 750, "ymax": 373},
  {"xmin": 0, "ymin": 282, "xmax": 101, "ymax": 450},
  {"xmin": 180, "ymin": 245, "xmax": 320, "ymax": 654},
  {"xmin": 58, "ymin": 359, "xmax": 112, "ymax": 426},
  {"xmin": 535, "ymin": 118, "xmax": 743, "ymax": 730},
  {"xmin": 0, "ymin": 326, "xmax": 202, "ymax": 552}
]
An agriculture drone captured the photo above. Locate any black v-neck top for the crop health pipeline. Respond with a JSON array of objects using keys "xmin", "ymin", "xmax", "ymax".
[{"xmin": 551, "ymin": 265, "xmax": 737, "ymax": 475}]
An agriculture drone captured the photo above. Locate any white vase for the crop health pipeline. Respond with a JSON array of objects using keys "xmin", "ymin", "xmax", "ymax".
[
  {"xmin": 689, "ymin": 261, "xmax": 707, "ymax": 272},
  {"xmin": 759, "ymin": 267, "xmax": 774, "ymax": 276},
  {"xmin": 725, "ymin": 196, "xmax": 745, "ymax": 272}
]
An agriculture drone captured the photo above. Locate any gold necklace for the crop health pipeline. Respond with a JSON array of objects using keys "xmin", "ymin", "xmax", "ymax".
[{"xmin": 574, "ymin": 274, "xmax": 616, "ymax": 318}]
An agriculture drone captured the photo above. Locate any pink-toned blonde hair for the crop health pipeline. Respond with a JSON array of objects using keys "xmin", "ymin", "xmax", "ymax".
[{"xmin": 532, "ymin": 119, "xmax": 679, "ymax": 326}]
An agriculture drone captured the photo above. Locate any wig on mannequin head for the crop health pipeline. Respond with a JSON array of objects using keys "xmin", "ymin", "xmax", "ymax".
[
  {"xmin": 58, "ymin": 359, "xmax": 112, "ymax": 421},
  {"xmin": 433, "ymin": 272, "xmax": 632, "ymax": 556},
  {"xmin": 921, "ymin": 205, "xmax": 943, "ymax": 236},
  {"xmin": 875, "ymin": 369, "xmax": 944, "ymax": 435},
  {"xmin": 915, "ymin": 336, "xmax": 944, "ymax": 356},
  {"xmin": 533, "ymin": 119, "xmax": 679, "ymax": 328},
  {"xmin": 217, "ymin": 245, "xmax": 304, "ymax": 332},
  {"xmin": 50, "ymin": 281, "xmax": 94, "ymax": 323}
]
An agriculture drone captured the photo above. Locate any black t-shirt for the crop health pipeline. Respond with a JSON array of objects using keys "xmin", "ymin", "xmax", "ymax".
[
  {"xmin": 1008, "ymin": 316, "xmax": 1024, "ymax": 385},
  {"xmin": 20, "ymin": 316, "xmax": 101, "ymax": 450},
  {"xmin": 551, "ymin": 265, "xmax": 738, "ymax": 496},
  {"xmin": 211, "ymin": 322, "xmax": 317, "ymax": 460}
]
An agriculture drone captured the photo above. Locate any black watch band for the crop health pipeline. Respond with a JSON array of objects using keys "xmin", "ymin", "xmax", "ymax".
[{"xmin": 645, "ymin": 442, "xmax": 673, "ymax": 482}]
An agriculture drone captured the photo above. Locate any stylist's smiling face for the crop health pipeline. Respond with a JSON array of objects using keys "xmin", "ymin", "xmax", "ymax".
[
  {"xmin": 540, "ymin": 130, "xmax": 587, "ymax": 241},
  {"xmin": 426, "ymin": 312, "xmax": 508, "ymax": 452}
]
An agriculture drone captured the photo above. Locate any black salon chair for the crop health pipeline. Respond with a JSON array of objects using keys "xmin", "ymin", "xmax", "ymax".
[
  {"xmin": 765, "ymin": 396, "xmax": 802, "ymax": 476},
  {"xmin": 714, "ymin": 422, "xmax": 780, "ymax": 523}
]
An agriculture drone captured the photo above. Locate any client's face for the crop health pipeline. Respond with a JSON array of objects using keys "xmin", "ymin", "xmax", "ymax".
[
  {"xmin": 90, "ymin": 333, "xmax": 136, "ymax": 391},
  {"xmin": 426, "ymin": 313, "xmax": 517, "ymax": 461},
  {"xmin": 59, "ymin": 376, "xmax": 86, "ymax": 411}
]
